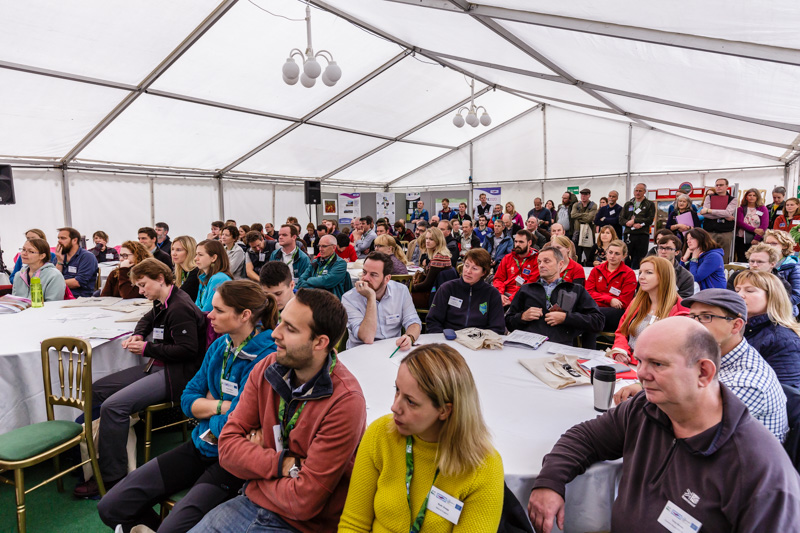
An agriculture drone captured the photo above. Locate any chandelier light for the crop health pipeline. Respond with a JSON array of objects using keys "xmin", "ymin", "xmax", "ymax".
[
  {"xmin": 453, "ymin": 78, "xmax": 491, "ymax": 128},
  {"xmin": 282, "ymin": 5, "xmax": 341, "ymax": 88}
]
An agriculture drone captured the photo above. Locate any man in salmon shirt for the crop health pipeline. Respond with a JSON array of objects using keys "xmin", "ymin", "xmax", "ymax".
[{"xmin": 492, "ymin": 230, "xmax": 538, "ymax": 307}]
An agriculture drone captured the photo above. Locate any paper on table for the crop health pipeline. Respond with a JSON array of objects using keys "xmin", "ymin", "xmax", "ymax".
[
  {"xmin": 546, "ymin": 344, "xmax": 604, "ymax": 359},
  {"xmin": 62, "ymin": 297, "xmax": 123, "ymax": 308},
  {"xmin": 503, "ymin": 330, "xmax": 548, "ymax": 350},
  {"xmin": 115, "ymin": 308, "xmax": 150, "ymax": 322},
  {"xmin": 75, "ymin": 327, "xmax": 133, "ymax": 340},
  {"xmin": 50, "ymin": 312, "xmax": 113, "ymax": 321},
  {"xmin": 104, "ymin": 300, "xmax": 151, "ymax": 313}
]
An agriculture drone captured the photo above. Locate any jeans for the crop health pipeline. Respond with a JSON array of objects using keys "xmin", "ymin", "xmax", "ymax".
[{"xmin": 188, "ymin": 495, "xmax": 301, "ymax": 533}]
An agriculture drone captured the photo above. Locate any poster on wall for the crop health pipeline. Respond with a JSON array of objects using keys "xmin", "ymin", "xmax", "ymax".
[
  {"xmin": 323, "ymin": 199, "xmax": 337, "ymax": 216},
  {"xmin": 405, "ymin": 192, "xmax": 421, "ymax": 201},
  {"xmin": 376, "ymin": 193, "xmax": 395, "ymax": 222},
  {"xmin": 472, "ymin": 187, "xmax": 501, "ymax": 215},
  {"xmin": 339, "ymin": 193, "xmax": 361, "ymax": 225}
]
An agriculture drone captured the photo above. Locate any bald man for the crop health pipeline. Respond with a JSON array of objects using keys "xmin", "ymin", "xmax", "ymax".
[
  {"xmin": 296, "ymin": 234, "xmax": 353, "ymax": 298},
  {"xmin": 550, "ymin": 223, "xmax": 565, "ymax": 238}
]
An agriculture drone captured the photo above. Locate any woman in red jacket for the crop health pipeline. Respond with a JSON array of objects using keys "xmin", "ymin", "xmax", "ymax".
[
  {"xmin": 610, "ymin": 256, "xmax": 689, "ymax": 365},
  {"xmin": 586, "ymin": 239, "xmax": 636, "ymax": 333}
]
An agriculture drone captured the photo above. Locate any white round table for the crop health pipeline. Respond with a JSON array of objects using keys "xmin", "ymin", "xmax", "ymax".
[
  {"xmin": 0, "ymin": 300, "xmax": 142, "ymax": 434},
  {"xmin": 338, "ymin": 334, "xmax": 622, "ymax": 533}
]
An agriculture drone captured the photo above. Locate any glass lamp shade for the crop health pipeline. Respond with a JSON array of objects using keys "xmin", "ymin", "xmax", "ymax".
[
  {"xmin": 282, "ymin": 58, "xmax": 300, "ymax": 80},
  {"xmin": 452, "ymin": 114, "xmax": 465, "ymax": 127},
  {"xmin": 283, "ymin": 74, "xmax": 299, "ymax": 85},
  {"xmin": 321, "ymin": 72, "xmax": 336, "ymax": 86},
  {"xmin": 480, "ymin": 112, "xmax": 492, "ymax": 126},
  {"xmin": 324, "ymin": 61, "xmax": 342, "ymax": 83},
  {"xmin": 300, "ymin": 72, "xmax": 316, "ymax": 87},
  {"xmin": 465, "ymin": 111, "xmax": 479, "ymax": 127},
  {"xmin": 303, "ymin": 57, "xmax": 321, "ymax": 79}
]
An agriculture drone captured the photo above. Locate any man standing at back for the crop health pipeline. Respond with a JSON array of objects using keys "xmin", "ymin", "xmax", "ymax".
[
  {"xmin": 54, "ymin": 227, "xmax": 98, "ymax": 298},
  {"xmin": 528, "ymin": 197, "xmax": 552, "ymax": 232},
  {"xmin": 700, "ymin": 178, "xmax": 736, "ymax": 263},
  {"xmin": 570, "ymin": 188, "xmax": 598, "ymax": 265},
  {"xmin": 474, "ymin": 192, "xmax": 492, "ymax": 220},
  {"xmin": 297, "ymin": 235, "xmax": 353, "ymax": 299},
  {"xmin": 594, "ymin": 190, "xmax": 622, "ymax": 237},
  {"xmin": 270, "ymin": 224, "xmax": 310, "ymax": 281},
  {"xmin": 619, "ymin": 183, "xmax": 655, "ymax": 269},
  {"xmin": 766, "ymin": 186, "xmax": 786, "ymax": 229},
  {"xmin": 438, "ymin": 198, "xmax": 455, "ymax": 221},
  {"xmin": 410, "ymin": 200, "xmax": 429, "ymax": 226},
  {"xmin": 193, "ymin": 289, "xmax": 367, "ymax": 533}
]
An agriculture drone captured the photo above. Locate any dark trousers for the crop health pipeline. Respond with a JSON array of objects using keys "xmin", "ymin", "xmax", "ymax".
[
  {"xmin": 577, "ymin": 246, "xmax": 595, "ymax": 266},
  {"xmin": 98, "ymin": 440, "xmax": 243, "ymax": 533},
  {"xmin": 93, "ymin": 364, "xmax": 168, "ymax": 483},
  {"xmin": 734, "ymin": 235, "xmax": 753, "ymax": 263},
  {"xmin": 626, "ymin": 234, "xmax": 650, "ymax": 269}
]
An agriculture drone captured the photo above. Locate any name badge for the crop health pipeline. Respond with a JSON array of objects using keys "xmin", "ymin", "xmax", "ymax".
[
  {"xmin": 428, "ymin": 486, "xmax": 463, "ymax": 525},
  {"xmin": 776, "ymin": 210, "xmax": 783, "ymax": 216},
  {"xmin": 321, "ymin": 269, "xmax": 328, "ymax": 275},
  {"xmin": 609, "ymin": 287, "xmax": 621, "ymax": 296},
  {"xmin": 272, "ymin": 424, "xmax": 284, "ymax": 452},
  {"xmin": 221, "ymin": 379, "xmax": 239, "ymax": 397},
  {"xmin": 199, "ymin": 428, "xmax": 218, "ymax": 446},
  {"xmin": 153, "ymin": 328, "xmax": 164, "ymax": 340},
  {"xmin": 609, "ymin": 209, "xmax": 615, "ymax": 215},
  {"xmin": 386, "ymin": 313, "xmax": 401, "ymax": 324},
  {"xmin": 67, "ymin": 266, "xmax": 77, "ymax": 273},
  {"xmin": 657, "ymin": 500, "xmax": 702, "ymax": 533},
  {"xmin": 106, "ymin": 253, "xmax": 114, "ymax": 260},
  {"xmin": 793, "ymin": 220, "xmax": 800, "ymax": 226},
  {"xmin": 522, "ymin": 268, "xmax": 531, "ymax": 275},
  {"xmin": 515, "ymin": 275, "xmax": 525, "ymax": 286},
  {"xmin": 259, "ymin": 252, "xmax": 266, "ymax": 261},
  {"xmin": 634, "ymin": 208, "xmax": 642, "ymax": 214},
  {"xmin": 448, "ymin": 296, "xmax": 463, "ymax": 308}
]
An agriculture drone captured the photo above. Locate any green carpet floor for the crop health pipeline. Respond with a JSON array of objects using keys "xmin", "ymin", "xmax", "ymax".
[{"xmin": 0, "ymin": 428, "xmax": 185, "ymax": 533}]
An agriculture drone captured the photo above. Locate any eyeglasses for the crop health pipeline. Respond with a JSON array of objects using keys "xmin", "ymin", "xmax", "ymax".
[
  {"xmin": 748, "ymin": 260, "xmax": 769, "ymax": 266},
  {"xmin": 688, "ymin": 313, "xmax": 736, "ymax": 323},
  {"xmin": 318, "ymin": 244, "xmax": 334, "ymax": 249},
  {"xmin": 657, "ymin": 246, "xmax": 676, "ymax": 252},
  {"xmin": 119, "ymin": 253, "xmax": 131, "ymax": 259}
]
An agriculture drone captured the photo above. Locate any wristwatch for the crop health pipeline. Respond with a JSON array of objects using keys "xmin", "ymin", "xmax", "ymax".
[{"xmin": 289, "ymin": 458, "xmax": 301, "ymax": 478}]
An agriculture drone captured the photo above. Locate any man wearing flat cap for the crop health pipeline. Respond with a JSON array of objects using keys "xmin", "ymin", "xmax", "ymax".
[
  {"xmin": 570, "ymin": 188, "xmax": 598, "ymax": 266},
  {"xmin": 615, "ymin": 288, "xmax": 788, "ymax": 442}
]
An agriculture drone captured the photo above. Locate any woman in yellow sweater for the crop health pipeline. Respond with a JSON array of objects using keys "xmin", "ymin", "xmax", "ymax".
[{"xmin": 338, "ymin": 344, "xmax": 504, "ymax": 532}]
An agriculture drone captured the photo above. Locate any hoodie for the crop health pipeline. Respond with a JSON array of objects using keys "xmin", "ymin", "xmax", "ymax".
[
  {"xmin": 533, "ymin": 385, "xmax": 800, "ymax": 532},
  {"xmin": 181, "ymin": 330, "xmax": 276, "ymax": 457},
  {"xmin": 12, "ymin": 262, "xmax": 66, "ymax": 301},
  {"xmin": 426, "ymin": 278, "xmax": 505, "ymax": 335},
  {"xmin": 685, "ymin": 247, "xmax": 726, "ymax": 290}
]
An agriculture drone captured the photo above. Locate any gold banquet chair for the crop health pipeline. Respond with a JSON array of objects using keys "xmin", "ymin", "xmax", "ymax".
[
  {"xmin": 0, "ymin": 337, "xmax": 104, "ymax": 533},
  {"xmin": 141, "ymin": 401, "xmax": 190, "ymax": 464}
]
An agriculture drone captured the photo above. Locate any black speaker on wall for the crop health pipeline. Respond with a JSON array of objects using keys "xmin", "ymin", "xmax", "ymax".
[
  {"xmin": 0, "ymin": 165, "xmax": 15, "ymax": 205},
  {"xmin": 304, "ymin": 180, "xmax": 321, "ymax": 205}
]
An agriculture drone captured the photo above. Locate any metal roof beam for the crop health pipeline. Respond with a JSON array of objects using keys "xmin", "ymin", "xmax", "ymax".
[{"xmin": 0, "ymin": 60, "xmax": 137, "ymax": 91}]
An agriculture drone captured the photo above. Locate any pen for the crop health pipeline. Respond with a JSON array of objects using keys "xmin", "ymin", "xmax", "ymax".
[{"xmin": 389, "ymin": 345, "xmax": 401, "ymax": 359}]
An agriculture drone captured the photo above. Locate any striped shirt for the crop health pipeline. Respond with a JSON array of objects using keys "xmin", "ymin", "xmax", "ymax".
[{"xmin": 720, "ymin": 338, "xmax": 789, "ymax": 442}]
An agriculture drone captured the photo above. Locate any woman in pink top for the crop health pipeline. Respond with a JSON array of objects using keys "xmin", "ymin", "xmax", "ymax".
[{"xmin": 735, "ymin": 188, "xmax": 769, "ymax": 262}]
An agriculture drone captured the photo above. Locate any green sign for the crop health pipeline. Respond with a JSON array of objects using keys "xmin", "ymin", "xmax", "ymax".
[{"xmin": 567, "ymin": 186, "xmax": 580, "ymax": 194}]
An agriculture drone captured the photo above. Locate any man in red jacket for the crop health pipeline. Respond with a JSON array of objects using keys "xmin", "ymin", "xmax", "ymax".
[
  {"xmin": 192, "ymin": 289, "xmax": 367, "ymax": 533},
  {"xmin": 493, "ymin": 229, "xmax": 538, "ymax": 306}
]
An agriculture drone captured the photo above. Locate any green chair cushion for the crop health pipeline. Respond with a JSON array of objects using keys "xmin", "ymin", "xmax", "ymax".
[
  {"xmin": 170, "ymin": 487, "xmax": 190, "ymax": 503},
  {"xmin": 0, "ymin": 420, "xmax": 83, "ymax": 462}
]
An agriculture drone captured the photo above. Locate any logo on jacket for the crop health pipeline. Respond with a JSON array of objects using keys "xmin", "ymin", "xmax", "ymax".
[
  {"xmin": 682, "ymin": 488, "xmax": 700, "ymax": 507},
  {"xmin": 479, "ymin": 302, "xmax": 487, "ymax": 315}
]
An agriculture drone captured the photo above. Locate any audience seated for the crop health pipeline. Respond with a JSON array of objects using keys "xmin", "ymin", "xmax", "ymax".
[
  {"xmin": 90, "ymin": 230, "xmax": 119, "ymax": 263},
  {"xmin": 303, "ymin": 222, "xmax": 320, "ymax": 254},
  {"xmin": 763, "ymin": 229, "xmax": 800, "ymax": 311},
  {"xmin": 353, "ymin": 216, "xmax": 377, "ymax": 259},
  {"xmin": 372, "ymin": 234, "xmax": 409, "ymax": 274},
  {"xmin": 237, "ymin": 224, "xmax": 250, "ymax": 246},
  {"xmin": 410, "ymin": 227, "xmax": 454, "ymax": 309},
  {"xmin": 270, "ymin": 224, "xmax": 311, "ymax": 280},
  {"xmin": 101, "ymin": 240, "xmax": 150, "ymax": 299},
  {"xmin": 586, "ymin": 239, "xmax": 636, "ymax": 334},
  {"xmin": 492, "ymin": 229, "xmax": 538, "ymax": 307},
  {"xmin": 437, "ymin": 220, "xmax": 460, "ymax": 269},
  {"xmin": 138, "ymin": 226, "xmax": 173, "ymax": 269},
  {"xmin": 393, "ymin": 220, "xmax": 414, "ymax": 242},
  {"xmin": 616, "ymin": 289, "xmax": 788, "ymax": 442},
  {"xmin": 530, "ymin": 317, "xmax": 800, "ymax": 533},
  {"xmin": 591, "ymin": 225, "xmax": 618, "ymax": 267},
  {"xmin": 475, "ymin": 215, "xmax": 493, "ymax": 245},
  {"xmin": 207, "ymin": 220, "xmax": 223, "ymax": 241},
  {"xmin": 98, "ymin": 281, "xmax": 278, "ymax": 532},
  {"xmin": 531, "ymin": 236, "xmax": 585, "ymax": 285},
  {"xmin": 155, "ymin": 222, "xmax": 171, "ymax": 255},
  {"xmin": 342, "ymin": 252, "xmax": 421, "ymax": 350},
  {"xmin": 335, "ymin": 232, "xmax": 358, "ymax": 263},
  {"xmin": 655, "ymin": 234, "xmax": 695, "ymax": 299},
  {"xmin": 191, "ymin": 289, "xmax": 366, "ymax": 532},
  {"xmin": 524, "ymin": 217, "xmax": 548, "ymax": 249},
  {"xmin": 681, "ymin": 227, "xmax": 725, "ymax": 290},
  {"xmin": 74, "ymin": 259, "xmax": 207, "ymax": 498},
  {"xmin": 726, "ymin": 243, "xmax": 796, "ymax": 315},
  {"xmin": 482, "ymin": 220, "xmax": 513, "ymax": 272},
  {"xmin": 195, "ymin": 240, "xmax": 233, "ymax": 313},
  {"xmin": 11, "ymin": 238, "xmax": 65, "ymax": 301},
  {"xmin": 219, "ymin": 225, "xmax": 246, "ymax": 280},
  {"xmin": 644, "ymin": 228, "xmax": 676, "ymax": 258},
  {"xmin": 506, "ymin": 246, "xmax": 603, "ymax": 345},
  {"xmin": 459, "ymin": 219, "xmax": 483, "ymax": 258},
  {"xmin": 262, "ymin": 222, "xmax": 276, "ymax": 240},
  {"xmin": 338, "ymin": 343, "xmax": 504, "ymax": 532},
  {"xmin": 549, "ymin": 223, "xmax": 565, "ymax": 238},
  {"xmin": 505, "ymin": 201, "xmax": 524, "ymax": 228},
  {"xmin": 9, "ymin": 228, "xmax": 57, "ymax": 283},
  {"xmin": 55, "ymin": 226, "xmax": 98, "ymax": 298},
  {"xmin": 405, "ymin": 221, "xmax": 429, "ymax": 266},
  {"xmin": 774, "ymin": 197, "xmax": 800, "ymax": 237},
  {"xmin": 426, "ymin": 248, "xmax": 505, "ymax": 335},
  {"xmin": 258, "ymin": 261, "xmax": 295, "ymax": 311},
  {"xmin": 611, "ymin": 256, "xmax": 689, "ymax": 364},
  {"xmin": 297, "ymin": 235, "xmax": 353, "ymax": 298},
  {"xmin": 172, "ymin": 235, "xmax": 200, "ymax": 302},
  {"xmin": 735, "ymin": 270, "xmax": 800, "ymax": 388},
  {"xmin": 243, "ymin": 230, "xmax": 275, "ymax": 282}
]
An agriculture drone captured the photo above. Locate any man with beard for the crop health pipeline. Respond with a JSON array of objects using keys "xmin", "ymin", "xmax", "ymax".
[
  {"xmin": 193, "ymin": 289, "xmax": 367, "ymax": 533},
  {"xmin": 341, "ymin": 252, "xmax": 421, "ymax": 349},
  {"xmin": 54, "ymin": 226, "xmax": 98, "ymax": 297},
  {"xmin": 493, "ymin": 230, "xmax": 539, "ymax": 307}
]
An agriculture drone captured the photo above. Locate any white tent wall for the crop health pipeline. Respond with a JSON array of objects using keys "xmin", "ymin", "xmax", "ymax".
[
  {"xmin": 153, "ymin": 177, "xmax": 220, "ymax": 240},
  {"xmin": 273, "ymin": 186, "xmax": 309, "ymax": 227},
  {"xmin": 472, "ymin": 107, "xmax": 544, "ymax": 183},
  {"xmin": 0, "ymin": 169, "xmax": 65, "ymax": 269},
  {"xmin": 222, "ymin": 180, "xmax": 275, "ymax": 229}
]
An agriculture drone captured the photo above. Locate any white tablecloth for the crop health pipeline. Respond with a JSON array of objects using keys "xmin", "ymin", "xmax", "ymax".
[
  {"xmin": 338, "ymin": 334, "xmax": 622, "ymax": 533},
  {"xmin": 0, "ymin": 300, "xmax": 142, "ymax": 434}
]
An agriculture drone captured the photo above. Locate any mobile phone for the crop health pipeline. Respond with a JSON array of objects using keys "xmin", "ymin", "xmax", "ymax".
[{"xmin": 443, "ymin": 329, "xmax": 457, "ymax": 340}]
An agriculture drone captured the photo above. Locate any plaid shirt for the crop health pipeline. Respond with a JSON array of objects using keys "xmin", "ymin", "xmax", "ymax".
[{"xmin": 720, "ymin": 338, "xmax": 788, "ymax": 443}]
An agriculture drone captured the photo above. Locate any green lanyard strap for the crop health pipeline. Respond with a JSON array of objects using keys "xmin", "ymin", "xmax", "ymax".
[
  {"xmin": 277, "ymin": 353, "xmax": 337, "ymax": 447},
  {"xmin": 406, "ymin": 436, "xmax": 439, "ymax": 533},
  {"xmin": 220, "ymin": 331, "xmax": 256, "ymax": 394},
  {"xmin": 314, "ymin": 254, "xmax": 336, "ymax": 276}
]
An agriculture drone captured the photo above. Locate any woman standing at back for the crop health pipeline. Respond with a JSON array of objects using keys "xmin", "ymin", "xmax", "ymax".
[{"xmin": 735, "ymin": 188, "xmax": 769, "ymax": 261}]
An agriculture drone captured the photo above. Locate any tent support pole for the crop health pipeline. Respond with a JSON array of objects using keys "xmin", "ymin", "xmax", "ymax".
[
  {"xmin": 626, "ymin": 124, "xmax": 632, "ymax": 198},
  {"xmin": 60, "ymin": 165, "xmax": 73, "ymax": 228},
  {"xmin": 149, "ymin": 175, "xmax": 155, "ymax": 227},
  {"xmin": 217, "ymin": 174, "xmax": 225, "ymax": 221},
  {"xmin": 272, "ymin": 185, "xmax": 277, "ymax": 224},
  {"xmin": 469, "ymin": 142, "xmax": 474, "ymax": 206},
  {"xmin": 542, "ymin": 104, "xmax": 548, "ymax": 180}
]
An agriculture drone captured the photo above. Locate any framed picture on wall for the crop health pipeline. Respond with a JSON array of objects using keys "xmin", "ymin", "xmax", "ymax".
[{"xmin": 324, "ymin": 199, "xmax": 337, "ymax": 215}]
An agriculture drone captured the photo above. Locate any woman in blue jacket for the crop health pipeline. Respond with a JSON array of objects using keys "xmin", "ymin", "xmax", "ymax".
[
  {"xmin": 681, "ymin": 228, "xmax": 726, "ymax": 290},
  {"xmin": 735, "ymin": 270, "xmax": 800, "ymax": 388},
  {"xmin": 763, "ymin": 229, "xmax": 800, "ymax": 311},
  {"xmin": 194, "ymin": 239, "xmax": 233, "ymax": 312},
  {"xmin": 98, "ymin": 280, "xmax": 279, "ymax": 533}
]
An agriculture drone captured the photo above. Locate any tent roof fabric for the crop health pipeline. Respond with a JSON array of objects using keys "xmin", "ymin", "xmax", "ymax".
[{"xmin": 1, "ymin": 0, "xmax": 798, "ymax": 189}]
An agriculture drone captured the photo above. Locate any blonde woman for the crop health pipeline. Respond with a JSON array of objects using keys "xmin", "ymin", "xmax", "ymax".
[
  {"xmin": 373, "ymin": 234, "xmax": 408, "ymax": 274},
  {"xmin": 611, "ymin": 256, "xmax": 689, "ymax": 364},
  {"xmin": 410, "ymin": 227, "xmax": 452, "ymax": 309},
  {"xmin": 172, "ymin": 235, "xmax": 199, "ymax": 301},
  {"xmin": 505, "ymin": 201, "xmax": 524, "ymax": 228},
  {"xmin": 735, "ymin": 270, "xmax": 800, "ymax": 388},
  {"xmin": 338, "ymin": 343, "xmax": 504, "ymax": 532},
  {"xmin": 101, "ymin": 240, "xmax": 151, "ymax": 299},
  {"xmin": 763, "ymin": 229, "xmax": 800, "ymax": 310}
]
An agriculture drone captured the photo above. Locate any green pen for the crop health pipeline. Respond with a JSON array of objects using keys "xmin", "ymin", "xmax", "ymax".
[{"xmin": 389, "ymin": 345, "xmax": 401, "ymax": 359}]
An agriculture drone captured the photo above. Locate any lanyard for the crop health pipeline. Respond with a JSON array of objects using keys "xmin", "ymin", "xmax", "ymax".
[
  {"xmin": 406, "ymin": 436, "xmax": 439, "ymax": 533},
  {"xmin": 277, "ymin": 353, "xmax": 337, "ymax": 447},
  {"xmin": 220, "ymin": 330, "xmax": 256, "ymax": 392},
  {"xmin": 314, "ymin": 253, "xmax": 336, "ymax": 275},
  {"xmin": 513, "ymin": 252, "xmax": 533, "ymax": 272},
  {"xmin": 539, "ymin": 277, "xmax": 562, "ymax": 309}
]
